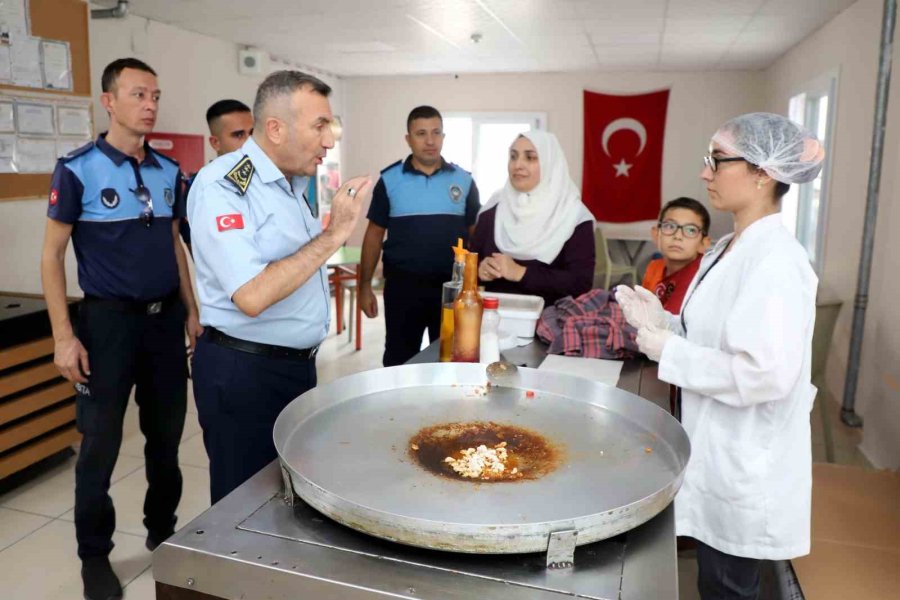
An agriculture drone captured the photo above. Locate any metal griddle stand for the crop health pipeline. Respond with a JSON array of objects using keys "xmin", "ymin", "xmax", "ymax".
[{"xmin": 280, "ymin": 462, "xmax": 581, "ymax": 570}]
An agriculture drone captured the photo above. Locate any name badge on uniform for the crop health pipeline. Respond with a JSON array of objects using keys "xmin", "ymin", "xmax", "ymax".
[
  {"xmin": 449, "ymin": 184, "xmax": 463, "ymax": 203},
  {"xmin": 225, "ymin": 156, "xmax": 255, "ymax": 196},
  {"xmin": 101, "ymin": 188, "xmax": 120, "ymax": 209},
  {"xmin": 164, "ymin": 188, "xmax": 175, "ymax": 207}
]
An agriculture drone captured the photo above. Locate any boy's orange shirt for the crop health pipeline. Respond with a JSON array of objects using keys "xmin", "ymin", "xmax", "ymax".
[
  {"xmin": 642, "ymin": 259, "xmax": 667, "ymax": 291},
  {"xmin": 640, "ymin": 256, "xmax": 703, "ymax": 314}
]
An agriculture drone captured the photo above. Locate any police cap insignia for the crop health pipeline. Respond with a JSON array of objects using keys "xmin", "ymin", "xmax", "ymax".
[{"xmin": 225, "ymin": 156, "xmax": 255, "ymax": 195}]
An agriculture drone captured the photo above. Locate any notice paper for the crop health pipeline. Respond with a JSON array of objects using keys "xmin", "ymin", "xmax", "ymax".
[
  {"xmin": 0, "ymin": 45, "xmax": 11, "ymax": 83},
  {"xmin": 56, "ymin": 137, "xmax": 89, "ymax": 158},
  {"xmin": 14, "ymin": 136, "xmax": 56, "ymax": 172},
  {"xmin": 0, "ymin": 101, "xmax": 14, "ymax": 132},
  {"xmin": 0, "ymin": 133, "xmax": 15, "ymax": 173},
  {"xmin": 10, "ymin": 34, "xmax": 42, "ymax": 88},
  {"xmin": 0, "ymin": 0, "xmax": 30, "ymax": 39},
  {"xmin": 538, "ymin": 354, "xmax": 624, "ymax": 387},
  {"xmin": 15, "ymin": 101, "xmax": 54, "ymax": 135},
  {"xmin": 57, "ymin": 106, "xmax": 91, "ymax": 136},
  {"xmin": 41, "ymin": 39, "xmax": 71, "ymax": 90}
]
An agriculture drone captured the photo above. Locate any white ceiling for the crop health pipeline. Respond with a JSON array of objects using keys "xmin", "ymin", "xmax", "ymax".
[{"xmin": 116, "ymin": 0, "xmax": 857, "ymax": 76}]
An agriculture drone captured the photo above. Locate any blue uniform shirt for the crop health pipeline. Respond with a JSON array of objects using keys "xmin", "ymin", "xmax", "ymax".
[
  {"xmin": 47, "ymin": 134, "xmax": 184, "ymax": 301},
  {"xmin": 367, "ymin": 156, "xmax": 479, "ymax": 280},
  {"xmin": 179, "ymin": 173, "xmax": 196, "ymax": 248},
  {"xmin": 187, "ymin": 137, "xmax": 329, "ymax": 350}
]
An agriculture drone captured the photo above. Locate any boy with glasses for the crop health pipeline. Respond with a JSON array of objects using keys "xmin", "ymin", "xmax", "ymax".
[{"xmin": 641, "ymin": 197, "xmax": 711, "ymax": 313}]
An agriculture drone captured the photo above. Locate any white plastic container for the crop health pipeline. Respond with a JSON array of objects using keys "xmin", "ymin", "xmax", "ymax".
[{"xmin": 487, "ymin": 292, "xmax": 545, "ymax": 339}]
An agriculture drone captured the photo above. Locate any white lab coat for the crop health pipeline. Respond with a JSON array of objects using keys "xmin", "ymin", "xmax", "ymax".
[{"xmin": 658, "ymin": 213, "xmax": 817, "ymax": 560}]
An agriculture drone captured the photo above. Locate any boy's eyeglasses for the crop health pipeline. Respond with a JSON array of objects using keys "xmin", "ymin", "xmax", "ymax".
[
  {"xmin": 703, "ymin": 154, "xmax": 746, "ymax": 172},
  {"xmin": 132, "ymin": 185, "xmax": 153, "ymax": 228},
  {"xmin": 658, "ymin": 221, "xmax": 705, "ymax": 239}
]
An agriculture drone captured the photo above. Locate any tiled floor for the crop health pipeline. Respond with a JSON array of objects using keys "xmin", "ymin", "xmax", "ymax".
[{"xmin": 0, "ymin": 290, "xmax": 875, "ymax": 600}]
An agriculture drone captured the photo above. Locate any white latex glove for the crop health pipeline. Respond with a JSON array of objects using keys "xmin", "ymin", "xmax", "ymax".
[
  {"xmin": 636, "ymin": 325, "xmax": 674, "ymax": 362},
  {"xmin": 615, "ymin": 285, "xmax": 670, "ymax": 331}
]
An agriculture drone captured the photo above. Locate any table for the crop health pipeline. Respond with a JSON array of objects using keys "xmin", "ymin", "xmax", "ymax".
[
  {"xmin": 153, "ymin": 344, "xmax": 680, "ymax": 599},
  {"xmin": 326, "ymin": 246, "xmax": 362, "ymax": 350}
]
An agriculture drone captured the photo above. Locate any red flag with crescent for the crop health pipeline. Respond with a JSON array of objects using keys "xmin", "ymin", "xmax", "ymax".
[{"xmin": 582, "ymin": 89, "xmax": 669, "ymax": 222}]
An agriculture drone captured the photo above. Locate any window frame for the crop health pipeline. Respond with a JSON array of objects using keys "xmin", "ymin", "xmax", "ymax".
[
  {"xmin": 442, "ymin": 111, "xmax": 547, "ymax": 201},
  {"xmin": 785, "ymin": 69, "xmax": 839, "ymax": 274}
]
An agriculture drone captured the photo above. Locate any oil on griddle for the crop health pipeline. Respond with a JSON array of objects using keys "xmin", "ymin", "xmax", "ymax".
[{"xmin": 409, "ymin": 421, "xmax": 564, "ymax": 483}]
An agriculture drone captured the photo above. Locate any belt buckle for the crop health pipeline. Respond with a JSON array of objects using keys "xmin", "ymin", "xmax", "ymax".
[
  {"xmin": 147, "ymin": 301, "xmax": 162, "ymax": 315},
  {"xmin": 309, "ymin": 345, "xmax": 319, "ymax": 358}
]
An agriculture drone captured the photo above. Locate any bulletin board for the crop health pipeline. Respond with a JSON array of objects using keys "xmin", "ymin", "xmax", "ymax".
[{"xmin": 0, "ymin": 0, "xmax": 92, "ymax": 202}]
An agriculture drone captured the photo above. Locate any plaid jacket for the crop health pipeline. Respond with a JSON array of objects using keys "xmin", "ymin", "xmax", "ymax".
[{"xmin": 536, "ymin": 289, "xmax": 639, "ymax": 359}]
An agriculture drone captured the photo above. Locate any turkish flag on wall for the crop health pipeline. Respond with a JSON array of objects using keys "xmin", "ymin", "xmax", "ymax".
[{"xmin": 582, "ymin": 89, "xmax": 669, "ymax": 222}]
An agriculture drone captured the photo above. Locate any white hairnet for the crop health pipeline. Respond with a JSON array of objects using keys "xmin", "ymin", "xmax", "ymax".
[{"xmin": 711, "ymin": 112, "xmax": 825, "ymax": 184}]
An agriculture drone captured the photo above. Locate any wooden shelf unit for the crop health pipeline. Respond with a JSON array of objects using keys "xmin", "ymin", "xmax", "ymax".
[{"xmin": 0, "ymin": 295, "xmax": 80, "ymax": 480}]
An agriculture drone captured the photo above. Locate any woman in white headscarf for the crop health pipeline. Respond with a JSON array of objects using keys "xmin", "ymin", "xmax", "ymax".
[
  {"xmin": 617, "ymin": 113, "xmax": 826, "ymax": 600},
  {"xmin": 470, "ymin": 130, "xmax": 595, "ymax": 304}
]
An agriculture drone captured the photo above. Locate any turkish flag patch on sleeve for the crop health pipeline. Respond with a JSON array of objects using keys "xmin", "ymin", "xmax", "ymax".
[
  {"xmin": 49, "ymin": 189, "xmax": 59, "ymax": 206},
  {"xmin": 216, "ymin": 213, "xmax": 244, "ymax": 232}
]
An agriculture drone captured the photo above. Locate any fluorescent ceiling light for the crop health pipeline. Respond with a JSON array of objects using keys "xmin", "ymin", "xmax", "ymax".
[
  {"xmin": 473, "ymin": 0, "xmax": 523, "ymax": 45},
  {"xmin": 406, "ymin": 14, "xmax": 462, "ymax": 49}
]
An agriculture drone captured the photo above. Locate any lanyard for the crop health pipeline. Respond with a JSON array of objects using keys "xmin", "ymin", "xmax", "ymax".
[{"xmin": 680, "ymin": 238, "xmax": 733, "ymax": 334}]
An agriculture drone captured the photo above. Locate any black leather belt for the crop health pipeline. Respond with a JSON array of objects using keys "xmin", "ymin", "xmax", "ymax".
[
  {"xmin": 83, "ymin": 291, "xmax": 179, "ymax": 316},
  {"xmin": 206, "ymin": 327, "xmax": 319, "ymax": 361}
]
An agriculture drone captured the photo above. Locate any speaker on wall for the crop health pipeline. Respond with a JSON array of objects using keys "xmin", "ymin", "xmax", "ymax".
[{"xmin": 238, "ymin": 48, "xmax": 266, "ymax": 75}]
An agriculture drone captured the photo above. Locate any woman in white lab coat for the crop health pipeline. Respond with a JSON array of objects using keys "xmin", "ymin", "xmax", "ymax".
[{"xmin": 617, "ymin": 113, "xmax": 825, "ymax": 600}]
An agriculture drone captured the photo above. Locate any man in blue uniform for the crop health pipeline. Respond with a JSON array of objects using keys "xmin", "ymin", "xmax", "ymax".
[
  {"xmin": 180, "ymin": 99, "xmax": 254, "ymax": 253},
  {"xmin": 205, "ymin": 98, "xmax": 254, "ymax": 156},
  {"xmin": 40, "ymin": 58, "xmax": 201, "ymax": 600},
  {"xmin": 188, "ymin": 70, "xmax": 371, "ymax": 505},
  {"xmin": 358, "ymin": 106, "xmax": 480, "ymax": 366}
]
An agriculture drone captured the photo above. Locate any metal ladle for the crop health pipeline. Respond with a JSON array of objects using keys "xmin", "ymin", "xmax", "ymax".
[{"xmin": 486, "ymin": 359, "xmax": 521, "ymax": 387}]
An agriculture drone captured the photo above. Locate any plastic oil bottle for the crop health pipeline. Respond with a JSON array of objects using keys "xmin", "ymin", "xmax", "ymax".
[{"xmin": 439, "ymin": 239, "xmax": 467, "ymax": 362}]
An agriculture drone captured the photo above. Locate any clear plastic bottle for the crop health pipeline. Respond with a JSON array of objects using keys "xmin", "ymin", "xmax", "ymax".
[
  {"xmin": 479, "ymin": 297, "xmax": 500, "ymax": 364},
  {"xmin": 439, "ymin": 239, "xmax": 467, "ymax": 362}
]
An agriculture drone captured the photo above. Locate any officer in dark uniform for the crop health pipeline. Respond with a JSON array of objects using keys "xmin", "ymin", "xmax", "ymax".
[
  {"xmin": 188, "ymin": 71, "xmax": 370, "ymax": 504},
  {"xmin": 180, "ymin": 99, "xmax": 254, "ymax": 253},
  {"xmin": 358, "ymin": 105, "xmax": 480, "ymax": 366},
  {"xmin": 40, "ymin": 58, "xmax": 202, "ymax": 600}
]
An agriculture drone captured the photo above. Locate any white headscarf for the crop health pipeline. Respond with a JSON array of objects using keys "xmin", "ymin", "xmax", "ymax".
[{"xmin": 480, "ymin": 130, "xmax": 594, "ymax": 265}]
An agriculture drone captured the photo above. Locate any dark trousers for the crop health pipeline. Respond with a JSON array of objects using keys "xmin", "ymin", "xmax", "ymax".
[
  {"xmin": 74, "ymin": 299, "xmax": 187, "ymax": 559},
  {"xmin": 696, "ymin": 539, "xmax": 762, "ymax": 600},
  {"xmin": 382, "ymin": 273, "xmax": 442, "ymax": 367},
  {"xmin": 192, "ymin": 332, "xmax": 316, "ymax": 504}
]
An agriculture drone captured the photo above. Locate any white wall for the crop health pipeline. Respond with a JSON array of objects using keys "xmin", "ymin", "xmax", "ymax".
[
  {"xmin": 341, "ymin": 70, "xmax": 766, "ymax": 244},
  {"xmin": 764, "ymin": 0, "xmax": 900, "ymax": 468},
  {"xmin": 0, "ymin": 10, "xmax": 343, "ymax": 297}
]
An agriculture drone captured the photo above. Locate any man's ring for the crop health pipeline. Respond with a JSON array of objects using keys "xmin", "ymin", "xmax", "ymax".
[{"xmin": 347, "ymin": 187, "xmax": 356, "ymax": 198}]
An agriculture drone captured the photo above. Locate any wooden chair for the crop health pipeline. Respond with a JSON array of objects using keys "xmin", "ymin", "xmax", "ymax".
[{"xmin": 593, "ymin": 227, "xmax": 637, "ymax": 290}]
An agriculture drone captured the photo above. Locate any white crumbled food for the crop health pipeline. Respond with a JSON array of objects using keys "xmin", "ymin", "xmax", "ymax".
[{"xmin": 444, "ymin": 442, "xmax": 508, "ymax": 478}]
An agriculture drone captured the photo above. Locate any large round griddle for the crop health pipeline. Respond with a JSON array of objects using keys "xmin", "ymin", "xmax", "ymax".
[{"xmin": 274, "ymin": 363, "xmax": 690, "ymax": 554}]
